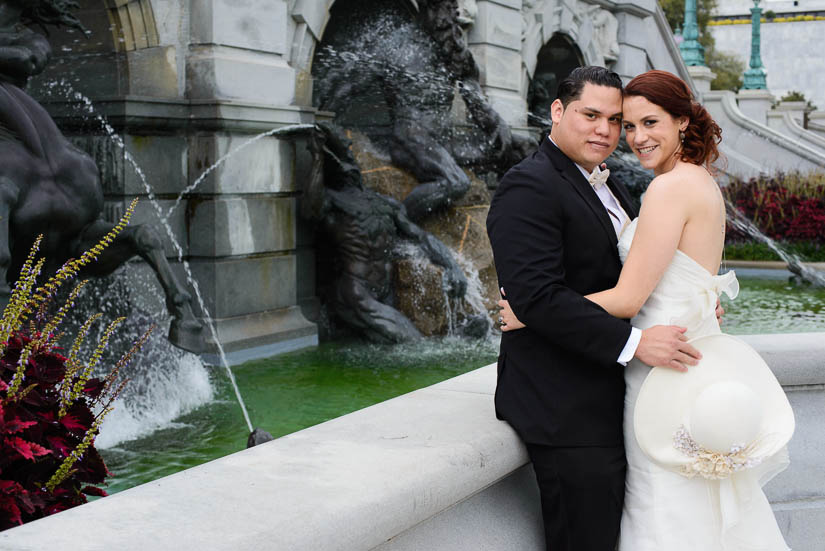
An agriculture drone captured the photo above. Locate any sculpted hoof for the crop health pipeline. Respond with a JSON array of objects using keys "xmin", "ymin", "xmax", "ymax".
[{"xmin": 168, "ymin": 318, "xmax": 206, "ymax": 354}]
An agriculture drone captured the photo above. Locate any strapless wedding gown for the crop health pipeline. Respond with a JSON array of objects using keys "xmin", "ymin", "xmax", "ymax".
[{"xmin": 617, "ymin": 218, "xmax": 790, "ymax": 551}]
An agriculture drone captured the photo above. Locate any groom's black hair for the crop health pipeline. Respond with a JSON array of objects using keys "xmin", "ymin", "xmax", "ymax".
[{"xmin": 556, "ymin": 66, "xmax": 623, "ymax": 108}]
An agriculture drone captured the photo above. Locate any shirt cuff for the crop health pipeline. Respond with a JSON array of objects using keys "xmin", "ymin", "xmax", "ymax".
[{"xmin": 617, "ymin": 327, "xmax": 642, "ymax": 366}]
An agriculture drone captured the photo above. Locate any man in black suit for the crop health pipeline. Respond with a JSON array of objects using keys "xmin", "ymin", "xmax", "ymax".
[{"xmin": 486, "ymin": 67, "xmax": 702, "ymax": 550}]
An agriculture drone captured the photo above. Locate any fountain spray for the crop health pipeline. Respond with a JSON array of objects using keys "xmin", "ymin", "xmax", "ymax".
[{"xmin": 55, "ymin": 80, "xmax": 275, "ymax": 447}]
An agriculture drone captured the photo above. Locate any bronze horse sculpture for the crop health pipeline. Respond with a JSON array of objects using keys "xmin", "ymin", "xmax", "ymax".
[{"xmin": 0, "ymin": 0, "xmax": 204, "ymax": 353}]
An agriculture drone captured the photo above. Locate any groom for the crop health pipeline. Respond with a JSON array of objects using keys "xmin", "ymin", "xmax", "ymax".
[{"xmin": 486, "ymin": 66, "xmax": 703, "ymax": 550}]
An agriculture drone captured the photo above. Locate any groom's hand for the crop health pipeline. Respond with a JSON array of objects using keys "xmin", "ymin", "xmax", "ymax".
[
  {"xmin": 634, "ymin": 325, "xmax": 702, "ymax": 372},
  {"xmin": 716, "ymin": 298, "xmax": 725, "ymax": 325}
]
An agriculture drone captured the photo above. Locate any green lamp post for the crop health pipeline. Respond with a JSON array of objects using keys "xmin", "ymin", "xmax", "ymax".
[
  {"xmin": 743, "ymin": 0, "xmax": 768, "ymax": 89},
  {"xmin": 680, "ymin": 0, "xmax": 705, "ymax": 66}
]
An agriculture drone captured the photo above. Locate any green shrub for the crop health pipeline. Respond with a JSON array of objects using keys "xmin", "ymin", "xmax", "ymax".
[{"xmin": 724, "ymin": 241, "xmax": 825, "ymax": 262}]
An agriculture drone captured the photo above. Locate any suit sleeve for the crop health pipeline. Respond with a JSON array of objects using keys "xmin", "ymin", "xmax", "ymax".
[{"xmin": 487, "ymin": 167, "xmax": 632, "ymax": 366}]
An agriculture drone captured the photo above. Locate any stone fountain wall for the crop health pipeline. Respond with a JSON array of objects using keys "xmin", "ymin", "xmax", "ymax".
[
  {"xmin": 31, "ymin": 0, "xmax": 320, "ymax": 362},
  {"xmin": 30, "ymin": 0, "xmax": 691, "ymax": 358}
]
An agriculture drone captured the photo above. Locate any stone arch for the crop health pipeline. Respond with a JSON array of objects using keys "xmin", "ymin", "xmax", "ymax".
[
  {"xmin": 29, "ymin": 0, "xmax": 173, "ymax": 98},
  {"xmin": 521, "ymin": 0, "xmax": 620, "ymax": 99},
  {"xmin": 526, "ymin": 33, "xmax": 585, "ymax": 126},
  {"xmin": 39, "ymin": 0, "xmax": 160, "ymax": 55},
  {"xmin": 289, "ymin": 1, "xmax": 622, "ymax": 101},
  {"xmin": 289, "ymin": 0, "xmax": 623, "ymax": 127},
  {"xmin": 104, "ymin": 0, "xmax": 160, "ymax": 52},
  {"xmin": 288, "ymin": 0, "xmax": 337, "ymax": 76}
]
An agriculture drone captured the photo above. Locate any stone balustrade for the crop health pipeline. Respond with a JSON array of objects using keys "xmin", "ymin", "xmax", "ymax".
[{"xmin": 703, "ymin": 90, "xmax": 825, "ymax": 179}]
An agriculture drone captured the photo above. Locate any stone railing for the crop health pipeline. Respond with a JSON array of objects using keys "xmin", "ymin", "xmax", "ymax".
[
  {"xmin": 766, "ymin": 103, "xmax": 825, "ymax": 156},
  {"xmin": 808, "ymin": 112, "xmax": 825, "ymax": 137},
  {"xmin": 703, "ymin": 91, "xmax": 825, "ymax": 179},
  {"xmin": 766, "ymin": 110, "xmax": 825, "ymax": 156},
  {"xmin": 1, "ymin": 334, "xmax": 822, "ymax": 551}
]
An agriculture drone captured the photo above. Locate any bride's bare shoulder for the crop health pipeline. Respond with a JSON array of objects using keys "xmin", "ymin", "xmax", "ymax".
[{"xmin": 647, "ymin": 163, "xmax": 716, "ymax": 196}]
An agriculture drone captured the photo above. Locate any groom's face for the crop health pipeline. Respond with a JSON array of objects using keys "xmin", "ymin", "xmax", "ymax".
[{"xmin": 550, "ymin": 83, "xmax": 622, "ymax": 172}]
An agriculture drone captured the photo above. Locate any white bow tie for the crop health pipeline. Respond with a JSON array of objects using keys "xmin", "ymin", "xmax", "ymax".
[{"xmin": 588, "ymin": 167, "xmax": 610, "ymax": 190}]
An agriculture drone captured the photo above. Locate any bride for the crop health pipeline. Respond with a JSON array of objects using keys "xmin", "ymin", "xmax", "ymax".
[{"xmin": 498, "ymin": 70, "xmax": 792, "ymax": 550}]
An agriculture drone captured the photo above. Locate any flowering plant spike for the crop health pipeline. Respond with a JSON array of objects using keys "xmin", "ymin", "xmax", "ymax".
[{"xmin": 1, "ymin": 198, "xmax": 152, "ymax": 530}]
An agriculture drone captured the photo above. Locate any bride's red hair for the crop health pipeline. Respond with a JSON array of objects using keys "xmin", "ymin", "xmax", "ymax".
[{"xmin": 624, "ymin": 70, "xmax": 722, "ymax": 170}]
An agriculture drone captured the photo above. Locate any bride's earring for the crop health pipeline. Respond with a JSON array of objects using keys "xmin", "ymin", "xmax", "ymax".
[{"xmin": 679, "ymin": 130, "xmax": 686, "ymax": 142}]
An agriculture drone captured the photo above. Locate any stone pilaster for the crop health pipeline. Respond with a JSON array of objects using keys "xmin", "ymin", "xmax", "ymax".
[
  {"xmin": 187, "ymin": 0, "xmax": 295, "ymax": 104},
  {"xmin": 468, "ymin": 0, "xmax": 527, "ymax": 127},
  {"xmin": 688, "ymin": 65, "xmax": 716, "ymax": 98},
  {"xmin": 774, "ymin": 101, "xmax": 807, "ymax": 122}
]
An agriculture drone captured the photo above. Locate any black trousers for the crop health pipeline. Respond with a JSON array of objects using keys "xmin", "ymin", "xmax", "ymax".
[{"xmin": 525, "ymin": 444, "xmax": 626, "ymax": 551}]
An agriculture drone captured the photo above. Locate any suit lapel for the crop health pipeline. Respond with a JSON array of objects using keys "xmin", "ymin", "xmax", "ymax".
[{"xmin": 542, "ymin": 140, "xmax": 620, "ymax": 258}]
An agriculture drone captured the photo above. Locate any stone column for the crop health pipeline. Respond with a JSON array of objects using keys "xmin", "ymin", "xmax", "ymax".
[
  {"xmin": 613, "ymin": 7, "xmax": 655, "ymax": 81},
  {"xmin": 679, "ymin": 0, "xmax": 705, "ymax": 66},
  {"xmin": 184, "ymin": 0, "xmax": 317, "ymax": 361},
  {"xmin": 742, "ymin": 0, "xmax": 768, "ymax": 90},
  {"xmin": 737, "ymin": 89, "xmax": 774, "ymax": 125},
  {"xmin": 467, "ymin": 0, "xmax": 526, "ymax": 127},
  {"xmin": 688, "ymin": 65, "xmax": 716, "ymax": 98}
]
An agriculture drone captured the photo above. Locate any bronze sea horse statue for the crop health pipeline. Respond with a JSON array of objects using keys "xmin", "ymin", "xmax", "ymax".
[{"xmin": 0, "ymin": 0, "xmax": 205, "ymax": 353}]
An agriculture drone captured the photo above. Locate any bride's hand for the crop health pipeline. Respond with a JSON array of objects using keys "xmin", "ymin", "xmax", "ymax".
[{"xmin": 497, "ymin": 288, "xmax": 526, "ymax": 332}]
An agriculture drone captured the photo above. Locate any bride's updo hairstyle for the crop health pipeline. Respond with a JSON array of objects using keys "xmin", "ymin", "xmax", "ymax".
[{"xmin": 624, "ymin": 70, "xmax": 722, "ymax": 170}]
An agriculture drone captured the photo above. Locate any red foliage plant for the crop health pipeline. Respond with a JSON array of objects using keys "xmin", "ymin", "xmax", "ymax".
[
  {"xmin": 0, "ymin": 199, "xmax": 151, "ymax": 531},
  {"xmin": 1, "ymin": 333, "xmax": 111, "ymax": 528},
  {"xmin": 723, "ymin": 174, "xmax": 825, "ymax": 244}
]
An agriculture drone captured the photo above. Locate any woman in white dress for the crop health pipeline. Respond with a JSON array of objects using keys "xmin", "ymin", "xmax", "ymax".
[{"xmin": 499, "ymin": 70, "xmax": 791, "ymax": 550}]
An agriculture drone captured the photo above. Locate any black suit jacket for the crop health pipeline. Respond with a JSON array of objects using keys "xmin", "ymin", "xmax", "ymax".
[{"xmin": 486, "ymin": 137, "xmax": 640, "ymax": 447}]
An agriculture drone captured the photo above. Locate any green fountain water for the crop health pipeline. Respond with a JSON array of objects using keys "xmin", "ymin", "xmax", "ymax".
[{"xmin": 95, "ymin": 274, "xmax": 825, "ymax": 496}]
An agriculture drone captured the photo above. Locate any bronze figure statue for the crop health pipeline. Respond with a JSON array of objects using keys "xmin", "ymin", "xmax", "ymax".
[
  {"xmin": 314, "ymin": 0, "xmax": 533, "ymax": 221},
  {"xmin": 297, "ymin": 123, "xmax": 468, "ymax": 343},
  {"xmin": 0, "ymin": 0, "xmax": 204, "ymax": 353}
]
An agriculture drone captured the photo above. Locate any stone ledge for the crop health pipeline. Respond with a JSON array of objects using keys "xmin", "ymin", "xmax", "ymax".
[
  {"xmin": 724, "ymin": 260, "xmax": 825, "ymax": 271},
  {"xmin": 0, "ymin": 364, "xmax": 528, "ymax": 551},
  {"xmin": 739, "ymin": 333, "xmax": 825, "ymax": 386},
  {"xmin": 1, "ymin": 334, "xmax": 822, "ymax": 550}
]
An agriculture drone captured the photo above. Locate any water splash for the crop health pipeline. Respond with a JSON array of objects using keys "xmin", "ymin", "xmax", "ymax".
[
  {"xmin": 454, "ymin": 250, "xmax": 488, "ymax": 317},
  {"xmin": 313, "ymin": 10, "xmax": 456, "ymax": 108},
  {"xmin": 725, "ymin": 201, "xmax": 825, "ymax": 286},
  {"xmin": 53, "ymin": 265, "xmax": 216, "ymax": 450},
  {"xmin": 96, "ymin": 353, "xmax": 213, "ymax": 449},
  {"xmin": 46, "ymin": 80, "xmax": 256, "ymax": 435},
  {"xmin": 312, "ymin": 9, "xmax": 498, "ymax": 161},
  {"xmin": 394, "ymin": 242, "xmax": 491, "ymax": 338},
  {"xmin": 526, "ymin": 111, "xmax": 552, "ymax": 128}
]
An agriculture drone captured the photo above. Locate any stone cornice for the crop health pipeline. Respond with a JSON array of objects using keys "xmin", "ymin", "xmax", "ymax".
[
  {"xmin": 587, "ymin": 0, "xmax": 657, "ymax": 19},
  {"xmin": 35, "ymin": 96, "xmax": 324, "ymax": 133}
]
